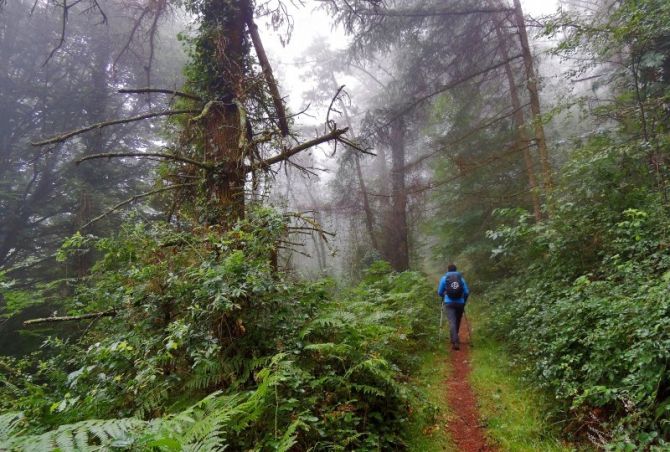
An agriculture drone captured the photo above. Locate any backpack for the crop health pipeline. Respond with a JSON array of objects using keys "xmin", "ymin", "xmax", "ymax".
[{"xmin": 445, "ymin": 273, "xmax": 464, "ymax": 299}]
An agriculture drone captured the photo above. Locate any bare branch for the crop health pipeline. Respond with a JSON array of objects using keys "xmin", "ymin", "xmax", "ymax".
[
  {"xmin": 338, "ymin": 135, "xmax": 376, "ymax": 156},
  {"xmin": 326, "ymin": 85, "xmax": 346, "ymax": 133},
  {"xmin": 24, "ymin": 310, "xmax": 117, "ymax": 326},
  {"xmin": 80, "ymin": 183, "xmax": 195, "ymax": 229},
  {"xmin": 82, "ymin": 0, "xmax": 107, "ymax": 25},
  {"xmin": 43, "ymin": 0, "xmax": 69, "ymax": 66},
  {"xmin": 366, "ymin": 54, "xmax": 523, "ymax": 139},
  {"xmin": 285, "ymin": 212, "xmax": 335, "ymax": 244},
  {"xmin": 32, "ymin": 109, "xmax": 200, "ymax": 146},
  {"xmin": 77, "ymin": 152, "xmax": 212, "ymax": 169},
  {"xmin": 354, "ymin": 7, "xmax": 513, "ymax": 17},
  {"xmin": 144, "ymin": 3, "xmax": 162, "ymax": 88},
  {"xmin": 248, "ymin": 128, "xmax": 349, "ymax": 171},
  {"xmin": 349, "ymin": 63, "xmax": 387, "ymax": 88},
  {"xmin": 288, "ymin": 226, "xmax": 336, "ymax": 237},
  {"xmin": 113, "ymin": 6, "xmax": 150, "ymax": 70},
  {"xmin": 118, "ymin": 88, "xmax": 202, "ymax": 101}
]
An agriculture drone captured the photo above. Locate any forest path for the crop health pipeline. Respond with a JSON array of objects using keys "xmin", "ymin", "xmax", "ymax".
[{"xmin": 444, "ymin": 316, "xmax": 498, "ymax": 452}]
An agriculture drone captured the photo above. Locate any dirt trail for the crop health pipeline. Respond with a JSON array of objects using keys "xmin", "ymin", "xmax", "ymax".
[{"xmin": 445, "ymin": 317, "xmax": 497, "ymax": 452}]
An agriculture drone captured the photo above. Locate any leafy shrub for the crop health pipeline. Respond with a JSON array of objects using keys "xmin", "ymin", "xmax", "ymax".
[
  {"xmin": 484, "ymin": 138, "xmax": 670, "ymax": 449},
  {"xmin": 1, "ymin": 205, "xmax": 440, "ymax": 450}
]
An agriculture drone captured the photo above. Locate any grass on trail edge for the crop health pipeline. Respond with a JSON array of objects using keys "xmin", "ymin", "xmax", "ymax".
[
  {"xmin": 467, "ymin": 303, "xmax": 583, "ymax": 452},
  {"xmin": 406, "ymin": 346, "xmax": 456, "ymax": 452}
]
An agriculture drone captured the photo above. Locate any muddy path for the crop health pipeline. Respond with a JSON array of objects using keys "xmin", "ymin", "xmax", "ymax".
[{"xmin": 444, "ymin": 317, "xmax": 497, "ymax": 452}]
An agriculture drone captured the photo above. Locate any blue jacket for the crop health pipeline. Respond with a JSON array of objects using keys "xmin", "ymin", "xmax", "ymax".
[{"xmin": 437, "ymin": 272, "xmax": 470, "ymax": 305}]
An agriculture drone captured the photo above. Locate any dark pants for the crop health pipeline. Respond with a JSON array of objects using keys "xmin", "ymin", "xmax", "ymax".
[{"xmin": 444, "ymin": 303, "xmax": 464, "ymax": 345}]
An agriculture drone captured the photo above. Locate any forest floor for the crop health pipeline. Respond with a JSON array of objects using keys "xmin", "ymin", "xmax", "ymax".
[
  {"xmin": 444, "ymin": 317, "xmax": 498, "ymax": 451},
  {"xmin": 410, "ymin": 295, "xmax": 577, "ymax": 451},
  {"xmin": 411, "ymin": 276, "xmax": 574, "ymax": 450}
]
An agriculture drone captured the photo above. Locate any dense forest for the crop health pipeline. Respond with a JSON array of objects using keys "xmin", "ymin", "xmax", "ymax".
[{"xmin": 1, "ymin": 0, "xmax": 670, "ymax": 450}]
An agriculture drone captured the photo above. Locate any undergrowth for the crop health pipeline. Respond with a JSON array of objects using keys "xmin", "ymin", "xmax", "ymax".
[
  {"xmin": 0, "ymin": 210, "xmax": 441, "ymax": 450},
  {"xmin": 483, "ymin": 136, "xmax": 670, "ymax": 450}
]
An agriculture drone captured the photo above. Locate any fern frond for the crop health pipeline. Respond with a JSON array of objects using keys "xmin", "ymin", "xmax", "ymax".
[
  {"xmin": 0, "ymin": 412, "xmax": 23, "ymax": 441},
  {"xmin": 304, "ymin": 342, "xmax": 352, "ymax": 356},
  {"xmin": 4, "ymin": 417, "xmax": 146, "ymax": 451},
  {"xmin": 349, "ymin": 383, "xmax": 385, "ymax": 397},
  {"xmin": 300, "ymin": 316, "xmax": 344, "ymax": 339},
  {"xmin": 276, "ymin": 417, "xmax": 307, "ymax": 452},
  {"xmin": 345, "ymin": 358, "xmax": 392, "ymax": 382}
]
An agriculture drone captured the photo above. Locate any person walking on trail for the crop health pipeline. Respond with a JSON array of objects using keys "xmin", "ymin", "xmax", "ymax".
[{"xmin": 437, "ymin": 263, "xmax": 470, "ymax": 350}]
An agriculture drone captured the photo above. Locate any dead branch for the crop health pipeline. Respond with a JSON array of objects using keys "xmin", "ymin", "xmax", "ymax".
[
  {"xmin": 401, "ymin": 101, "xmax": 530, "ymax": 171},
  {"xmin": 277, "ymin": 245, "xmax": 311, "ymax": 258},
  {"xmin": 118, "ymin": 88, "xmax": 202, "ymax": 101},
  {"xmin": 288, "ymin": 225, "xmax": 336, "ymax": 237},
  {"xmin": 363, "ymin": 54, "xmax": 523, "ymax": 141},
  {"xmin": 82, "ymin": 0, "xmax": 107, "ymax": 25},
  {"xmin": 24, "ymin": 310, "xmax": 116, "ymax": 326},
  {"xmin": 189, "ymin": 101, "xmax": 223, "ymax": 124},
  {"xmin": 338, "ymin": 135, "xmax": 376, "ymax": 156},
  {"xmin": 77, "ymin": 152, "xmax": 211, "ymax": 170},
  {"xmin": 326, "ymin": 85, "xmax": 346, "ymax": 134},
  {"xmin": 80, "ymin": 183, "xmax": 195, "ymax": 229},
  {"xmin": 245, "ymin": 10, "xmax": 290, "ymax": 136},
  {"xmin": 32, "ymin": 109, "xmax": 200, "ymax": 146},
  {"xmin": 355, "ymin": 7, "xmax": 513, "ymax": 17},
  {"xmin": 248, "ymin": 127, "xmax": 349, "ymax": 171},
  {"xmin": 145, "ymin": 4, "xmax": 161, "ymax": 88},
  {"xmin": 43, "ymin": 0, "xmax": 70, "ymax": 66},
  {"xmin": 113, "ymin": 5, "xmax": 150, "ymax": 70},
  {"xmin": 285, "ymin": 212, "xmax": 335, "ymax": 244}
]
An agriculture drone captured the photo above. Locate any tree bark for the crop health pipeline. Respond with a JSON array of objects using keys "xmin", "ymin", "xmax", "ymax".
[
  {"xmin": 495, "ymin": 21, "xmax": 542, "ymax": 221},
  {"xmin": 512, "ymin": 0, "xmax": 553, "ymax": 195},
  {"xmin": 245, "ymin": 9, "xmax": 289, "ymax": 136},
  {"xmin": 202, "ymin": 0, "xmax": 248, "ymax": 227}
]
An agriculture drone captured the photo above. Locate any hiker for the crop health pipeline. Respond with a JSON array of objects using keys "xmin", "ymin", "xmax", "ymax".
[{"xmin": 437, "ymin": 263, "xmax": 470, "ymax": 350}]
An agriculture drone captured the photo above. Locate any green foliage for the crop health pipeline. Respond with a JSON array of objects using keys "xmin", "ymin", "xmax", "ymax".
[
  {"xmin": 483, "ymin": 133, "xmax": 670, "ymax": 448},
  {"xmin": 468, "ymin": 306, "xmax": 576, "ymax": 452},
  {"xmin": 2, "ymin": 205, "xmax": 440, "ymax": 450},
  {"xmin": 0, "ymin": 273, "xmax": 42, "ymax": 318},
  {"xmin": 423, "ymin": 1, "xmax": 670, "ymax": 447}
]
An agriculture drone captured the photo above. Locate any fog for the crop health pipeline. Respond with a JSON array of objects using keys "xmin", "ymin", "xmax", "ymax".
[{"xmin": 1, "ymin": 0, "xmax": 607, "ymax": 348}]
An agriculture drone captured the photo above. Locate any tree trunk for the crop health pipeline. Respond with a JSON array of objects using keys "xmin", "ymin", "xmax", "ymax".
[
  {"xmin": 389, "ymin": 120, "xmax": 409, "ymax": 271},
  {"xmin": 77, "ymin": 38, "xmax": 110, "ymax": 276},
  {"xmin": 512, "ymin": 0, "xmax": 553, "ymax": 195},
  {"xmin": 353, "ymin": 155, "xmax": 379, "ymax": 250},
  {"xmin": 495, "ymin": 21, "xmax": 542, "ymax": 221},
  {"xmin": 304, "ymin": 187, "xmax": 328, "ymax": 272},
  {"xmin": 201, "ymin": 0, "xmax": 248, "ymax": 227},
  {"xmin": 204, "ymin": 104, "xmax": 246, "ymax": 227}
]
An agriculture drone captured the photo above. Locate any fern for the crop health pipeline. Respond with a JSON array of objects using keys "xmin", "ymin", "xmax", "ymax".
[
  {"xmin": 2, "ymin": 417, "xmax": 146, "ymax": 451},
  {"xmin": 185, "ymin": 358, "xmax": 226, "ymax": 391},
  {"xmin": 275, "ymin": 417, "xmax": 307, "ymax": 452},
  {"xmin": 304, "ymin": 342, "xmax": 352, "ymax": 355},
  {"xmin": 0, "ymin": 412, "xmax": 23, "ymax": 442}
]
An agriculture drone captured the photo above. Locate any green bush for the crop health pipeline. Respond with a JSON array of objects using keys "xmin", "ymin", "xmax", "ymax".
[
  {"xmin": 1, "ymin": 208, "xmax": 439, "ymax": 450},
  {"xmin": 484, "ymin": 139, "xmax": 670, "ymax": 449}
]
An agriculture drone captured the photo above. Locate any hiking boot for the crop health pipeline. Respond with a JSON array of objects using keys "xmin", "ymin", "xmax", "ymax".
[{"xmin": 451, "ymin": 343, "xmax": 460, "ymax": 351}]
